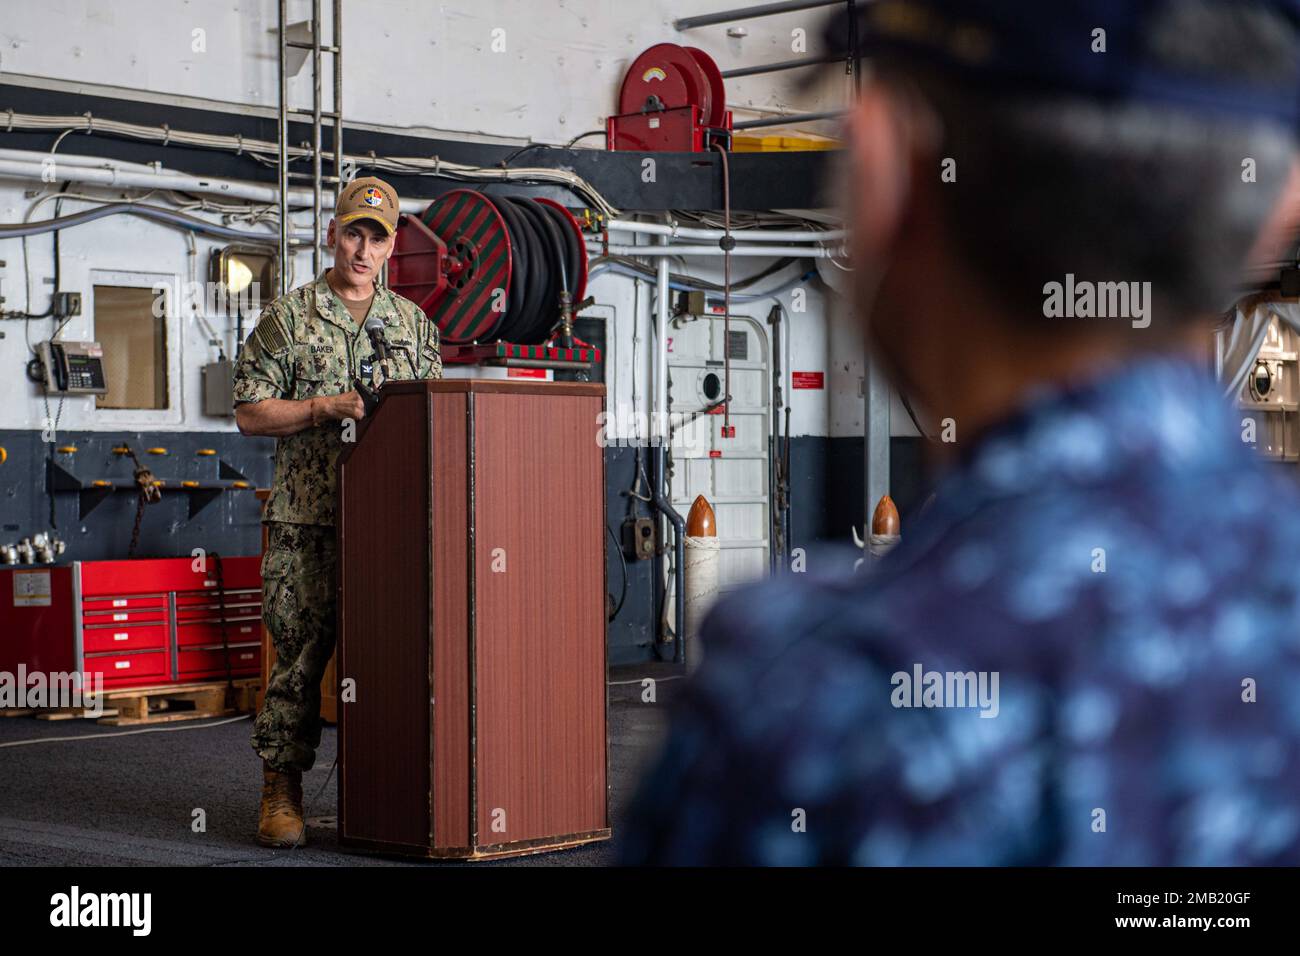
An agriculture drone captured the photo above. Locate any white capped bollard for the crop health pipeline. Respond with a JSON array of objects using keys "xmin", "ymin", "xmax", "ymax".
[
  {"xmin": 684, "ymin": 495, "xmax": 720, "ymax": 672},
  {"xmin": 855, "ymin": 494, "xmax": 901, "ymax": 572},
  {"xmin": 869, "ymin": 494, "xmax": 901, "ymax": 561}
]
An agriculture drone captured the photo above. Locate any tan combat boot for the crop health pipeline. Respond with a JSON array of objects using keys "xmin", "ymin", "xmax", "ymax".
[{"xmin": 257, "ymin": 761, "xmax": 307, "ymax": 848}]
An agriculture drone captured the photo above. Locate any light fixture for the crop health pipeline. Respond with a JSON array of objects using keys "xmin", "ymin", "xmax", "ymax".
[{"xmin": 210, "ymin": 246, "xmax": 277, "ymax": 314}]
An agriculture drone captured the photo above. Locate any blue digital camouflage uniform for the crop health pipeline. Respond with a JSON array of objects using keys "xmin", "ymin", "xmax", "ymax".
[{"xmin": 622, "ymin": 357, "xmax": 1300, "ymax": 865}]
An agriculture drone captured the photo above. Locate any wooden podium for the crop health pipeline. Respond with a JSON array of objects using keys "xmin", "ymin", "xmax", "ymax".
[{"xmin": 336, "ymin": 379, "xmax": 609, "ymax": 860}]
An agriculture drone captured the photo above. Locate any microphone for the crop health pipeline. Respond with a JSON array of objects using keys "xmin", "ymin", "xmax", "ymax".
[
  {"xmin": 364, "ymin": 315, "xmax": 390, "ymax": 361},
  {"xmin": 353, "ymin": 376, "xmax": 379, "ymax": 416}
]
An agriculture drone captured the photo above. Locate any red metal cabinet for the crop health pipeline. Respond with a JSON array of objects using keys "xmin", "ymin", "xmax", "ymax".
[{"xmin": 0, "ymin": 556, "xmax": 261, "ymax": 692}]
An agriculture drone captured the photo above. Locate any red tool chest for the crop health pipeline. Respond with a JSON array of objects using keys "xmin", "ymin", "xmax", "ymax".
[{"xmin": 0, "ymin": 556, "xmax": 261, "ymax": 691}]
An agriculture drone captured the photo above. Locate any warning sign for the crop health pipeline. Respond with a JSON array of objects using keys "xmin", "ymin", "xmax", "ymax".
[
  {"xmin": 13, "ymin": 571, "xmax": 52, "ymax": 607},
  {"xmin": 792, "ymin": 371, "xmax": 825, "ymax": 389}
]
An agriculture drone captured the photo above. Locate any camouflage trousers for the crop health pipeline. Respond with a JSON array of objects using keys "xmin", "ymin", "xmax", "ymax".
[{"xmin": 251, "ymin": 521, "xmax": 337, "ymax": 773}]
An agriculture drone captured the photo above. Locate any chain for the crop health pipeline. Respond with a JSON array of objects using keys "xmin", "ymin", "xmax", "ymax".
[{"xmin": 120, "ymin": 443, "xmax": 162, "ymax": 558}]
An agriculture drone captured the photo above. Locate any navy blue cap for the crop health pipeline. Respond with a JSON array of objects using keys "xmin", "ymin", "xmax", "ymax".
[{"xmin": 822, "ymin": 0, "xmax": 1300, "ymax": 127}]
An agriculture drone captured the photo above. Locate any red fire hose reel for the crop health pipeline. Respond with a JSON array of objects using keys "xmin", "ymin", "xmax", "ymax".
[
  {"xmin": 388, "ymin": 45, "xmax": 733, "ymax": 358},
  {"xmin": 607, "ymin": 43, "xmax": 732, "ymax": 152},
  {"xmin": 388, "ymin": 189, "xmax": 592, "ymax": 356}
]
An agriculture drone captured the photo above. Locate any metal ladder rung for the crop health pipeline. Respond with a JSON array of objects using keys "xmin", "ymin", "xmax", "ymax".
[
  {"xmin": 285, "ymin": 42, "xmax": 341, "ymax": 53},
  {"xmin": 278, "ymin": 0, "xmax": 343, "ymax": 293},
  {"xmin": 286, "ymin": 172, "xmax": 342, "ymax": 183}
]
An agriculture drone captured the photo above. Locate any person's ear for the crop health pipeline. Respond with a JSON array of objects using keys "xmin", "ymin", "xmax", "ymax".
[
  {"xmin": 844, "ymin": 83, "xmax": 914, "ymax": 266},
  {"xmin": 1244, "ymin": 157, "xmax": 1300, "ymax": 275},
  {"xmin": 326, "ymin": 218, "xmax": 337, "ymax": 249}
]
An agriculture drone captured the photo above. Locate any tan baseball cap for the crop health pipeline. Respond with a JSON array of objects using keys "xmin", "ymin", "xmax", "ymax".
[{"xmin": 335, "ymin": 176, "xmax": 399, "ymax": 235}]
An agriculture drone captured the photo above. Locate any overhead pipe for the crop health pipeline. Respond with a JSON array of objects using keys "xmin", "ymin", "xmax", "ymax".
[
  {"xmin": 675, "ymin": 0, "xmax": 840, "ymax": 31},
  {"xmin": 591, "ymin": 241, "xmax": 841, "ymax": 258},
  {"xmin": 0, "ymin": 110, "xmax": 617, "ymax": 216},
  {"xmin": 732, "ymin": 110, "xmax": 848, "ymax": 130},
  {"xmin": 0, "ymin": 201, "xmax": 288, "ymax": 244},
  {"xmin": 0, "ymin": 148, "xmax": 163, "ymax": 175},
  {"xmin": 0, "ymin": 153, "xmax": 426, "ymax": 213},
  {"xmin": 721, "ymin": 52, "xmax": 844, "ymax": 79},
  {"xmin": 589, "ymin": 262, "xmax": 814, "ymax": 303},
  {"xmin": 606, "ymin": 218, "xmax": 846, "ymax": 243},
  {"xmin": 0, "ymin": 155, "xmax": 837, "ymax": 246}
]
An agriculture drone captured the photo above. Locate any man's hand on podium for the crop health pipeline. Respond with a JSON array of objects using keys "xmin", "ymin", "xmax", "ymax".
[
  {"xmin": 315, "ymin": 391, "xmax": 367, "ymax": 425},
  {"xmin": 236, "ymin": 392, "xmax": 366, "ymax": 437}
]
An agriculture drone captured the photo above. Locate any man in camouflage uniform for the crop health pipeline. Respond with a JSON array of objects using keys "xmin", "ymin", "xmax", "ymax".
[
  {"xmin": 623, "ymin": 0, "xmax": 1300, "ymax": 865},
  {"xmin": 232, "ymin": 176, "xmax": 442, "ymax": 848}
]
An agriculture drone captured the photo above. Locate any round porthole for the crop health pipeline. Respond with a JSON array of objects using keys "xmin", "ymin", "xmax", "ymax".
[
  {"xmin": 1251, "ymin": 361, "xmax": 1274, "ymax": 401},
  {"xmin": 701, "ymin": 371, "xmax": 722, "ymax": 403}
]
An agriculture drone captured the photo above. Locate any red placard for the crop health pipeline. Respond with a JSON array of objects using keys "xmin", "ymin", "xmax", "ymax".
[
  {"xmin": 792, "ymin": 371, "xmax": 824, "ymax": 389},
  {"xmin": 507, "ymin": 368, "xmax": 548, "ymax": 379}
]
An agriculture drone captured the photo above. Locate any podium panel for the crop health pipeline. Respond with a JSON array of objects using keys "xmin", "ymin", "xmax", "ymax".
[{"xmin": 337, "ymin": 379, "xmax": 609, "ymax": 859}]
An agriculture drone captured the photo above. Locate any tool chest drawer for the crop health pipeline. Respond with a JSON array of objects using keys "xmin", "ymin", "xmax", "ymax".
[
  {"xmin": 175, "ymin": 588, "xmax": 260, "ymax": 608},
  {"xmin": 177, "ymin": 644, "xmax": 260, "ymax": 680},
  {"xmin": 174, "ymin": 600, "xmax": 261, "ymax": 623},
  {"xmin": 81, "ymin": 556, "xmax": 262, "ymax": 596},
  {"xmin": 83, "ymin": 622, "xmax": 170, "ymax": 654},
  {"xmin": 82, "ymin": 606, "xmax": 169, "ymax": 627},
  {"xmin": 84, "ymin": 649, "xmax": 170, "ymax": 687},
  {"xmin": 81, "ymin": 594, "xmax": 168, "ymax": 613},
  {"xmin": 176, "ymin": 619, "xmax": 261, "ymax": 647}
]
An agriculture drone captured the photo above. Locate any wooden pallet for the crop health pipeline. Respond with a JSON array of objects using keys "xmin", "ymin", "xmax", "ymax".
[{"xmin": 33, "ymin": 678, "xmax": 260, "ymax": 726}]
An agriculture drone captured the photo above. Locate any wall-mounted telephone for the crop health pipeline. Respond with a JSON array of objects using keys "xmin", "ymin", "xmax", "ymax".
[{"xmin": 37, "ymin": 341, "xmax": 109, "ymax": 395}]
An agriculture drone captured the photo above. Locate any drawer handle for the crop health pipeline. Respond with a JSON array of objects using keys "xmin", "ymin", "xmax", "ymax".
[
  {"xmin": 114, "ymin": 633, "xmax": 128, "ymax": 641},
  {"xmin": 112, "ymin": 613, "xmax": 128, "ymax": 621},
  {"xmin": 115, "ymin": 661, "xmax": 130, "ymax": 669},
  {"xmin": 113, "ymin": 599, "xmax": 127, "ymax": 607}
]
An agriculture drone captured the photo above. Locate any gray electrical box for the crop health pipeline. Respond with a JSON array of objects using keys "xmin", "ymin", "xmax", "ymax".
[
  {"xmin": 622, "ymin": 516, "xmax": 656, "ymax": 560},
  {"xmin": 201, "ymin": 360, "xmax": 235, "ymax": 417}
]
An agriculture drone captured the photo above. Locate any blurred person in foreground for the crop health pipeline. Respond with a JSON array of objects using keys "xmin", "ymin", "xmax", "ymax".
[{"xmin": 622, "ymin": 0, "xmax": 1300, "ymax": 865}]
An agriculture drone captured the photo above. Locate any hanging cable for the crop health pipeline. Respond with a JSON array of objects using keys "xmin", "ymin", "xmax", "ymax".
[
  {"xmin": 710, "ymin": 142, "xmax": 735, "ymax": 436},
  {"xmin": 0, "ymin": 202, "xmax": 280, "ymax": 243},
  {"xmin": 1, "ymin": 109, "xmax": 623, "ymax": 217},
  {"xmin": 605, "ymin": 524, "xmax": 628, "ymax": 622}
]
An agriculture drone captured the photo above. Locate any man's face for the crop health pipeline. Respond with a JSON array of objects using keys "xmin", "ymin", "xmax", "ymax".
[{"xmin": 328, "ymin": 218, "xmax": 394, "ymax": 283}]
